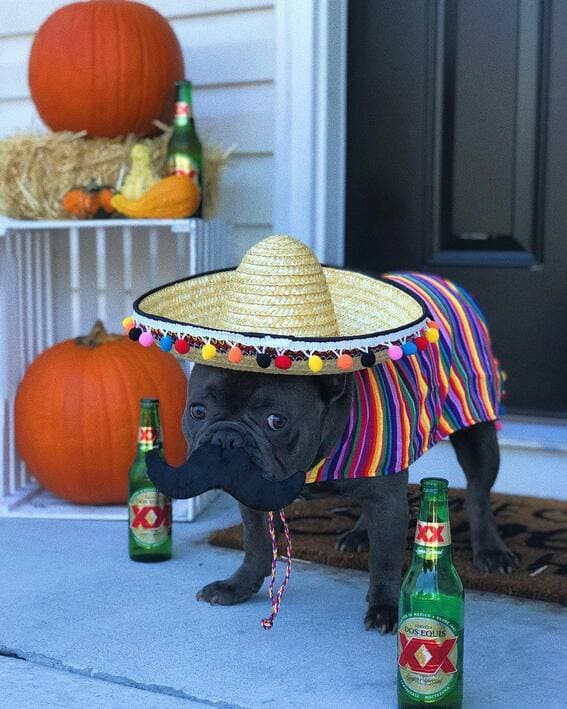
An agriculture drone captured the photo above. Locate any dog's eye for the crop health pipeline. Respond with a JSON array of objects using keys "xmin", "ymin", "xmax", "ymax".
[
  {"xmin": 190, "ymin": 403, "xmax": 207, "ymax": 420},
  {"xmin": 266, "ymin": 414, "xmax": 287, "ymax": 431}
]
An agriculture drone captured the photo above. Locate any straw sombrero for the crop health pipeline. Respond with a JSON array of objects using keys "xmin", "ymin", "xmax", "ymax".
[{"xmin": 126, "ymin": 235, "xmax": 438, "ymax": 375}]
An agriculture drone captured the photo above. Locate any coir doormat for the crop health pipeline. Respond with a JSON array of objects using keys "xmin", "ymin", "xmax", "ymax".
[{"xmin": 209, "ymin": 487, "xmax": 567, "ymax": 605}]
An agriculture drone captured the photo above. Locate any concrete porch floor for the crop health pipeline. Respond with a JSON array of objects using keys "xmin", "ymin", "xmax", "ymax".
[{"xmin": 1, "ymin": 492, "xmax": 565, "ymax": 709}]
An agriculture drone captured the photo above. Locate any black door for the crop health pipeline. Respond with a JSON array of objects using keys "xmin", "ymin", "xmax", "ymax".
[{"xmin": 345, "ymin": 0, "xmax": 567, "ymax": 416}]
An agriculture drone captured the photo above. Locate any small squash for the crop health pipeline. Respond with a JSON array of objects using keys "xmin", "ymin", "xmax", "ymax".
[
  {"xmin": 62, "ymin": 188, "xmax": 96, "ymax": 219},
  {"xmin": 111, "ymin": 175, "xmax": 201, "ymax": 219},
  {"xmin": 62, "ymin": 181, "xmax": 116, "ymax": 219},
  {"xmin": 97, "ymin": 187, "xmax": 116, "ymax": 215},
  {"xmin": 120, "ymin": 144, "xmax": 158, "ymax": 200}
]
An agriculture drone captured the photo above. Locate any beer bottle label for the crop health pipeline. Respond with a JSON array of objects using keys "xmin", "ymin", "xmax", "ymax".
[
  {"xmin": 415, "ymin": 519, "xmax": 451, "ymax": 547},
  {"xmin": 129, "ymin": 487, "xmax": 171, "ymax": 548},
  {"xmin": 167, "ymin": 154, "xmax": 201, "ymax": 189},
  {"xmin": 138, "ymin": 426, "xmax": 159, "ymax": 446},
  {"xmin": 398, "ymin": 613, "xmax": 460, "ymax": 701},
  {"xmin": 174, "ymin": 101, "xmax": 191, "ymax": 125}
]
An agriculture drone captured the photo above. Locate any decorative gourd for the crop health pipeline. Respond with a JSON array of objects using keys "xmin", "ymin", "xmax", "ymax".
[
  {"xmin": 28, "ymin": 0, "xmax": 184, "ymax": 138},
  {"xmin": 62, "ymin": 181, "xmax": 116, "ymax": 219},
  {"xmin": 15, "ymin": 321, "xmax": 187, "ymax": 504},
  {"xmin": 97, "ymin": 187, "xmax": 116, "ymax": 215},
  {"xmin": 111, "ymin": 175, "xmax": 201, "ymax": 219},
  {"xmin": 120, "ymin": 145, "xmax": 159, "ymax": 201},
  {"xmin": 62, "ymin": 188, "xmax": 98, "ymax": 219}
]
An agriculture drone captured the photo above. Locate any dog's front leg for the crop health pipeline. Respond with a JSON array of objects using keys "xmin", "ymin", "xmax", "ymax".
[
  {"xmin": 197, "ymin": 503, "xmax": 273, "ymax": 605},
  {"xmin": 357, "ymin": 471, "xmax": 409, "ymax": 633}
]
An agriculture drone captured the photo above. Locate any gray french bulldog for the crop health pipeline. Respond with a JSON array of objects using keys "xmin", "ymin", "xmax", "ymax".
[{"xmin": 147, "ymin": 363, "xmax": 519, "ymax": 633}]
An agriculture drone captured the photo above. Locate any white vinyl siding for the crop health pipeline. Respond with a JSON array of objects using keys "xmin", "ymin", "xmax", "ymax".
[{"xmin": 0, "ymin": 0, "xmax": 274, "ymax": 251}]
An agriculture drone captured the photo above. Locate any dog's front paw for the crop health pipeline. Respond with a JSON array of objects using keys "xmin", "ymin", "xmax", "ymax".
[
  {"xmin": 336, "ymin": 527, "xmax": 369, "ymax": 553},
  {"xmin": 364, "ymin": 604, "xmax": 398, "ymax": 634},
  {"xmin": 196, "ymin": 579, "xmax": 261, "ymax": 605},
  {"xmin": 473, "ymin": 545, "xmax": 519, "ymax": 574}
]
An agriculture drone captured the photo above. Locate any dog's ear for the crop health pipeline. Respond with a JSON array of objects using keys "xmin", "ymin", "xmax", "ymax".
[{"xmin": 314, "ymin": 374, "xmax": 354, "ymax": 460}]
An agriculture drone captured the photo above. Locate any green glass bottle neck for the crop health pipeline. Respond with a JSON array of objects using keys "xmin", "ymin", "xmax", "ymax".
[
  {"xmin": 413, "ymin": 491, "xmax": 453, "ymax": 564},
  {"xmin": 137, "ymin": 404, "xmax": 162, "ymax": 453},
  {"xmin": 173, "ymin": 81, "xmax": 194, "ymax": 128}
]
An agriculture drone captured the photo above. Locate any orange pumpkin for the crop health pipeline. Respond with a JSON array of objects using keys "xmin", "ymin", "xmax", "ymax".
[
  {"xmin": 29, "ymin": 0, "xmax": 184, "ymax": 138},
  {"xmin": 15, "ymin": 321, "xmax": 187, "ymax": 504}
]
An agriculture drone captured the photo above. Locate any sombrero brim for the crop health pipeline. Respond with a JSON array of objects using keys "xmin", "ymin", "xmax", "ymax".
[{"xmin": 128, "ymin": 266, "xmax": 435, "ymax": 375}]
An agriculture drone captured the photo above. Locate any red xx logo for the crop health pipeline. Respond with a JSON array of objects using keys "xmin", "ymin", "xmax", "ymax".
[
  {"xmin": 131, "ymin": 505, "xmax": 170, "ymax": 529},
  {"xmin": 416, "ymin": 523, "xmax": 446, "ymax": 543},
  {"xmin": 139, "ymin": 428, "xmax": 158, "ymax": 442},
  {"xmin": 399, "ymin": 633, "xmax": 457, "ymax": 674}
]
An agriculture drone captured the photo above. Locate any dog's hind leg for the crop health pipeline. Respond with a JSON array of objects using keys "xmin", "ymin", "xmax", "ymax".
[
  {"xmin": 450, "ymin": 421, "xmax": 519, "ymax": 573},
  {"xmin": 196, "ymin": 504, "xmax": 273, "ymax": 605}
]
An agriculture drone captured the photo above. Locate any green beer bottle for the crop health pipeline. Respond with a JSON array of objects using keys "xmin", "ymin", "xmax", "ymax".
[
  {"xmin": 397, "ymin": 478, "xmax": 464, "ymax": 708},
  {"xmin": 128, "ymin": 398, "xmax": 172, "ymax": 562},
  {"xmin": 167, "ymin": 79, "xmax": 203, "ymax": 217}
]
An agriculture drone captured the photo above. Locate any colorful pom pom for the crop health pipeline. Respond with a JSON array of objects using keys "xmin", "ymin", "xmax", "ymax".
[
  {"xmin": 122, "ymin": 316, "xmax": 135, "ymax": 330},
  {"xmin": 425, "ymin": 328, "xmax": 440, "ymax": 343},
  {"xmin": 160, "ymin": 335, "xmax": 174, "ymax": 352},
  {"xmin": 308, "ymin": 355, "xmax": 323, "ymax": 373},
  {"xmin": 202, "ymin": 343, "xmax": 217, "ymax": 360},
  {"xmin": 139, "ymin": 331, "xmax": 154, "ymax": 347},
  {"xmin": 275, "ymin": 355, "xmax": 293, "ymax": 370},
  {"xmin": 128, "ymin": 327, "xmax": 142, "ymax": 342},
  {"xmin": 174, "ymin": 339, "xmax": 190, "ymax": 355},
  {"xmin": 428, "ymin": 321, "xmax": 439, "ymax": 329},
  {"xmin": 387, "ymin": 344, "xmax": 403, "ymax": 361},
  {"xmin": 414, "ymin": 336, "xmax": 428, "ymax": 351},
  {"xmin": 361, "ymin": 351, "xmax": 376, "ymax": 367},
  {"xmin": 256, "ymin": 353, "xmax": 271, "ymax": 369},
  {"xmin": 495, "ymin": 420, "xmax": 503, "ymax": 432},
  {"xmin": 402, "ymin": 342, "xmax": 418, "ymax": 356},
  {"xmin": 228, "ymin": 346, "xmax": 243, "ymax": 364},
  {"xmin": 337, "ymin": 353, "xmax": 353, "ymax": 370}
]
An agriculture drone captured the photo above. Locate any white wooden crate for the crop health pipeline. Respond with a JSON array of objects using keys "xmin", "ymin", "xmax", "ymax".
[{"xmin": 0, "ymin": 218, "xmax": 232, "ymax": 520}]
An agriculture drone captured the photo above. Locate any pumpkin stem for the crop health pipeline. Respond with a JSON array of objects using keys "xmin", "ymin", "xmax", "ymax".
[{"xmin": 75, "ymin": 320, "xmax": 123, "ymax": 347}]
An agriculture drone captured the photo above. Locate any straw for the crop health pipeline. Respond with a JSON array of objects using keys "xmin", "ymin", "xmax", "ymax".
[{"xmin": 0, "ymin": 125, "xmax": 232, "ymax": 220}]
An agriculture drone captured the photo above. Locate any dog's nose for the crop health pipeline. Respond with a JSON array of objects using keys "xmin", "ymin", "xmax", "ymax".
[{"xmin": 210, "ymin": 429, "xmax": 245, "ymax": 450}]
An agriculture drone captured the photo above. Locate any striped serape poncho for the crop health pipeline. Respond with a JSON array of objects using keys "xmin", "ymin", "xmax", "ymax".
[{"xmin": 305, "ymin": 272, "xmax": 502, "ymax": 484}]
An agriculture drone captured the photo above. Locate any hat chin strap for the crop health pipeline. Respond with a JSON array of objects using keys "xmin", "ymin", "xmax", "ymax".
[{"xmin": 145, "ymin": 445, "xmax": 305, "ymax": 512}]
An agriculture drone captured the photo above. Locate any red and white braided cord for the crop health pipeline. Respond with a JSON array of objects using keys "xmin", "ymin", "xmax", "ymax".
[{"xmin": 261, "ymin": 509, "xmax": 292, "ymax": 630}]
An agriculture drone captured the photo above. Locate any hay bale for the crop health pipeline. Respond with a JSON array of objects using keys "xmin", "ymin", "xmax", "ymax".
[{"xmin": 0, "ymin": 126, "xmax": 232, "ymax": 220}]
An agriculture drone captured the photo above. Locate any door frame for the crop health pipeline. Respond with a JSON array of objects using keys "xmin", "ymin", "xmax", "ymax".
[{"xmin": 273, "ymin": 0, "xmax": 347, "ymax": 266}]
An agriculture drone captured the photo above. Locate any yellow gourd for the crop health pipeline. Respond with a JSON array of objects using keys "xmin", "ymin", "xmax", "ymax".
[
  {"xmin": 120, "ymin": 144, "xmax": 158, "ymax": 200},
  {"xmin": 111, "ymin": 175, "xmax": 201, "ymax": 219}
]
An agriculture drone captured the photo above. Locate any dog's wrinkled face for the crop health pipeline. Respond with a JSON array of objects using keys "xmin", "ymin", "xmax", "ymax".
[
  {"xmin": 185, "ymin": 364, "xmax": 353, "ymax": 481},
  {"xmin": 145, "ymin": 363, "xmax": 354, "ymax": 510}
]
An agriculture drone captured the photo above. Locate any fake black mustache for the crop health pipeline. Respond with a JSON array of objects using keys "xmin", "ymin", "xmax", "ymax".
[{"xmin": 145, "ymin": 445, "xmax": 305, "ymax": 512}]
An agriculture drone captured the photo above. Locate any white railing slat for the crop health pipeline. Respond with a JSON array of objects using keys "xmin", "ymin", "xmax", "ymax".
[
  {"xmin": 122, "ymin": 226, "xmax": 133, "ymax": 317},
  {"xmin": 148, "ymin": 227, "xmax": 159, "ymax": 286},
  {"xmin": 95, "ymin": 226, "xmax": 107, "ymax": 325},
  {"xmin": 69, "ymin": 226, "xmax": 81, "ymax": 337},
  {"xmin": 33, "ymin": 232, "xmax": 44, "ymax": 353},
  {"xmin": 24, "ymin": 231, "xmax": 34, "ymax": 367},
  {"xmin": 43, "ymin": 234, "xmax": 54, "ymax": 347}
]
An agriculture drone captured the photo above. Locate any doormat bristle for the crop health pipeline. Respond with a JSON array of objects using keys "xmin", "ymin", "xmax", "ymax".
[{"xmin": 208, "ymin": 486, "xmax": 567, "ymax": 606}]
